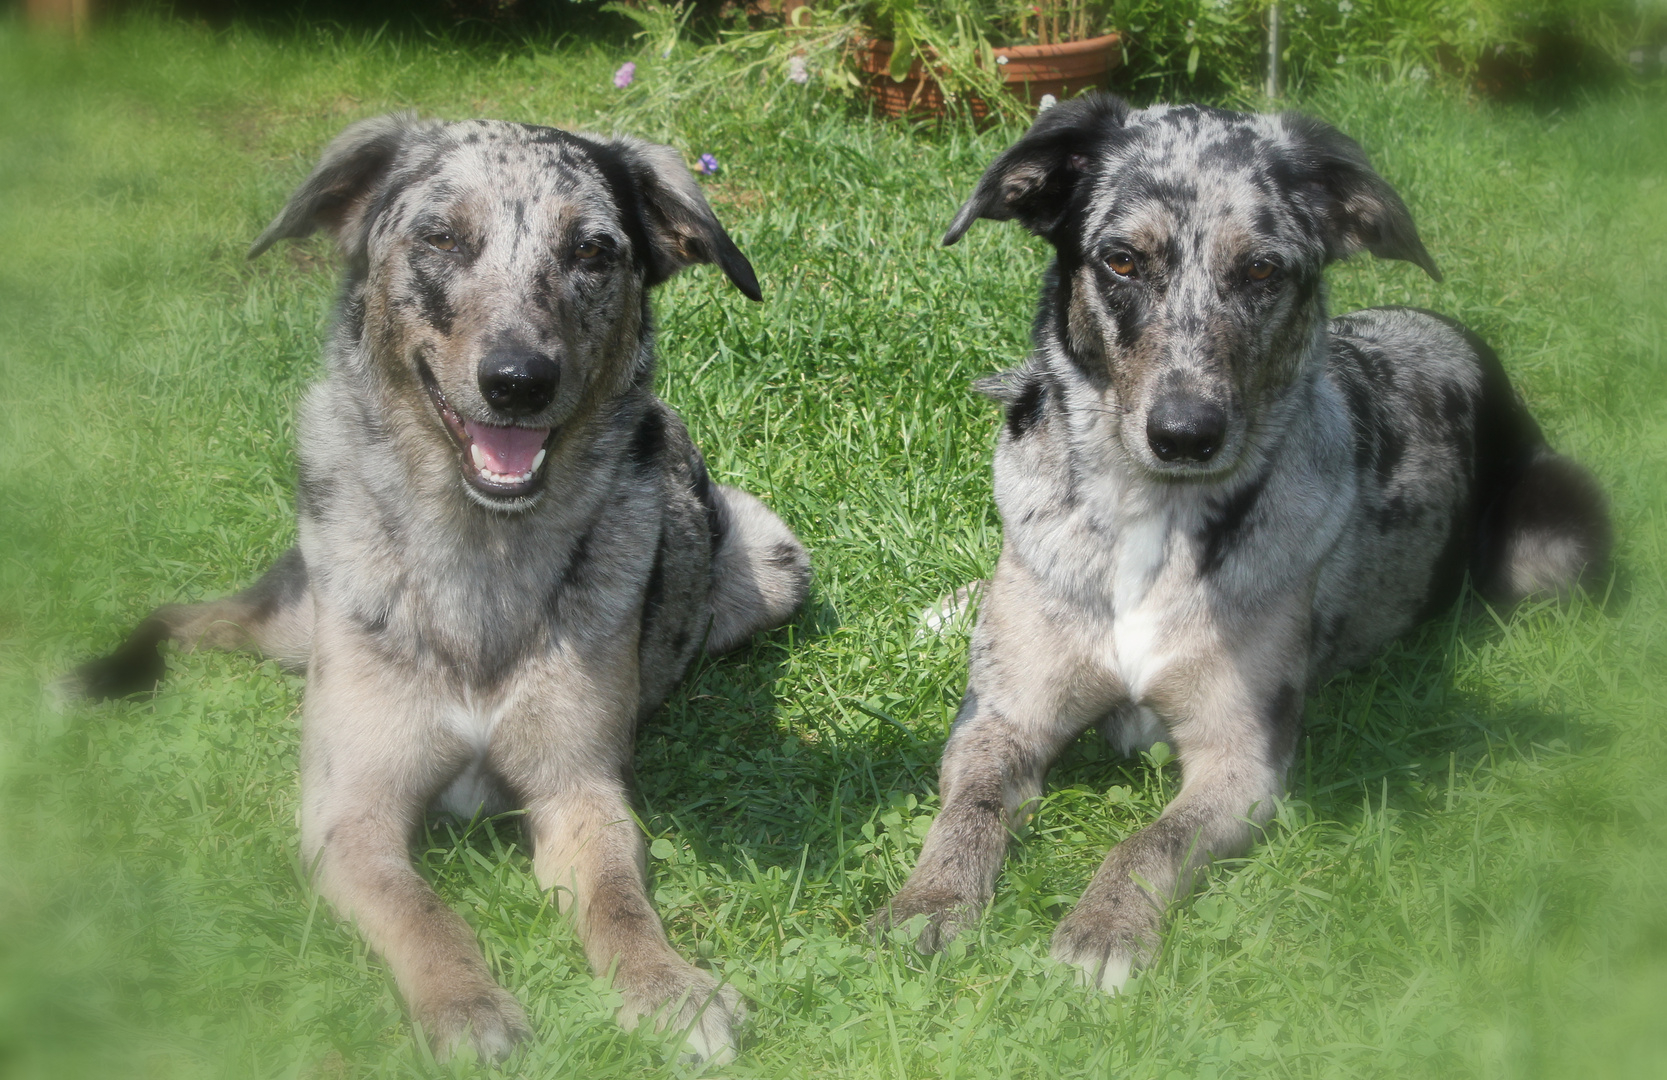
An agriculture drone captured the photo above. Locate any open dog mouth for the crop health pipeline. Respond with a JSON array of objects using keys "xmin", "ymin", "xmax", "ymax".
[{"xmin": 418, "ymin": 360, "xmax": 553, "ymax": 501}]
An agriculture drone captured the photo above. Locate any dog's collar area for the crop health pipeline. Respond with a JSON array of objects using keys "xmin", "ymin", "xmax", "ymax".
[{"xmin": 417, "ymin": 358, "xmax": 554, "ymax": 503}]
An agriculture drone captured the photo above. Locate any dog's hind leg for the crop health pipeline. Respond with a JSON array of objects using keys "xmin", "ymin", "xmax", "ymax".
[
  {"xmin": 1479, "ymin": 448, "xmax": 1611, "ymax": 604},
  {"xmin": 63, "ymin": 546, "xmax": 313, "ymax": 701},
  {"xmin": 703, "ymin": 485, "xmax": 809, "ymax": 655},
  {"xmin": 869, "ymin": 560, "xmax": 1115, "ymax": 952}
]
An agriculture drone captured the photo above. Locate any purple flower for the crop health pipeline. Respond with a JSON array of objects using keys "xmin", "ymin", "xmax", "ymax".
[
  {"xmin": 612, "ymin": 61, "xmax": 636, "ymax": 89},
  {"xmin": 695, "ymin": 153, "xmax": 720, "ymax": 176}
]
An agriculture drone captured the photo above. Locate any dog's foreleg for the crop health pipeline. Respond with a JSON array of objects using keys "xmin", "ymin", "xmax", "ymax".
[
  {"xmin": 527, "ymin": 784, "xmax": 743, "ymax": 1063},
  {"xmin": 62, "ymin": 546, "xmax": 312, "ymax": 701},
  {"xmin": 299, "ymin": 632, "xmax": 529, "ymax": 1064},
  {"xmin": 498, "ymin": 648, "xmax": 741, "ymax": 1064},
  {"xmin": 1051, "ymin": 610, "xmax": 1307, "ymax": 995},
  {"xmin": 869, "ymin": 559, "xmax": 1113, "ymax": 952}
]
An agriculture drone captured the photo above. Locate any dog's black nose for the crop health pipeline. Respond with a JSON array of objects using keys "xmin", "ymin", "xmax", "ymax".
[
  {"xmin": 1146, "ymin": 398, "xmax": 1227, "ymax": 463},
  {"xmin": 478, "ymin": 347, "xmax": 559, "ymax": 417}
]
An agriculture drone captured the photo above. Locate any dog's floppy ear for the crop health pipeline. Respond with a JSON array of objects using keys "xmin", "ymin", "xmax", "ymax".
[
  {"xmin": 1279, "ymin": 112, "xmax": 1442, "ymax": 281},
  {"xmin": 248, "ymin": 112, "xmax": 431, "ymax": 262},
  {"xmin": 602, "ymin": 137, "xmax": 762, "ymax": 301},
  {"xmin": 943, "ymin": 93, "xmax": 1132, "ymax": 246}
]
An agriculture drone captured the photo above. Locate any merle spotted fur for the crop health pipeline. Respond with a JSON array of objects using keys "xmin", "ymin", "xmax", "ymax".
[
  {"xmin": 871, "ymin": 94, "xmax": 1609, "ymax": 994},
  {"xmin": 62, "ymin": 114, "xmax": 809, "ymax": 1064}
]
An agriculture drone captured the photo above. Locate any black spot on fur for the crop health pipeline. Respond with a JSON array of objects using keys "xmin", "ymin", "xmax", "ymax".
[
  {"xmin": 545, "ymin": 526, "xmax": 595, "ymax": 619},
  {"xmin": 353, "ymin": 608, "xmax": 388, "ymax": 635},
  {"xmin": 1371, "ymin": 494, "xmax": 1416, "ymax": 532},
  {"xmin": 1006, "ymin": 376, "xmax": 1047, "ymax": 439},
  {"xmin": 629, "ymin": 407, "xmax": 666, "ymax": 472},
  {"xmin": 296, "ymin": 469, "xmax": 339, "ymax": 517},
  {"xmin": 246, "ymin": 548, "xmax": 309, "ymax": 624},
  {"xmin": 409, "ymin": 257, "xmax": 456, "ymax": 334},
  {"xmin": 688, "ymin": 445, "xmax": 723, "ymax": 551},
  {"xmin": 639, "ymin": 529, "xmax": 668, "ymax": 643},
  {"xmin": 561, "ymin": 528, "xmax": 593, "ymax": 589},
  {"xmin": 1264, "ymin": 683, "xmax": 1303, "ymax": 768},
  {"xmin": 1196, "ymin": 468, "xmax": 1270, "ymax": 575}
]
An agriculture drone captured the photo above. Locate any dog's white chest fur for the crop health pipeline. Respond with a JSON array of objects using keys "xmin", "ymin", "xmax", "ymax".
[
  {"xmin": 1102, "ymin": 510, "xmax": 1175, "ymax": 698},
  {"xmin": 433, "ymin": 692, "xmax": 510, "ymax": 818},
  {"xmin": 1001, "ymin": 446, "xmax": 1192, "ymax": 702}
]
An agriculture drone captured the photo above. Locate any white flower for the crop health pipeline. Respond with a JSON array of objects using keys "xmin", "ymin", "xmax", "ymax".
[
  {"xmin": 1337, "ymin": 0, "xmax": 1352, "ymax": 12},
  {"xmin": 787, "ymin": 55, "xmax": 810, "ymax": 84},
  {"xmin": 1038, "ymin": 93, "xmax": 1058, "ymax": 112},
  {"xmin": 996, "ymin": 54, "xmax": 1009, "ymax": 64},
  {"xmin": 1409, "ymin": 64, "xmax": 1430, "ymax": 82}
]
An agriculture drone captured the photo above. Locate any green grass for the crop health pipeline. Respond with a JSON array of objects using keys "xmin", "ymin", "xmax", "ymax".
[{"xmin": 2, "ymin": 13, "xmax": 1664, "ymax": 1080}]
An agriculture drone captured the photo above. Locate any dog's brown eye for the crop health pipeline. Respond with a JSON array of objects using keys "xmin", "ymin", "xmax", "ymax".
[
  {"xmin": 425, "ymin": 233, "xmax": 458, "ymax": 252},
  {"xmin": 574, "ymin": 241, "xmax": 602, "ymax": 260},
  {"xmin": 1248, "ymin": 259, "xmax": 1277, "ymax": 281},
  {"xmin": 1108, "ymin": 252, "xmax": 1136, "ymax": 277}
]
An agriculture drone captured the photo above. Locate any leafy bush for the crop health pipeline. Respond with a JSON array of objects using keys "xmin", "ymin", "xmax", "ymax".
[{"xmin": 1097, "ymin": 0, "xmax": 1661, "ymax": 99}]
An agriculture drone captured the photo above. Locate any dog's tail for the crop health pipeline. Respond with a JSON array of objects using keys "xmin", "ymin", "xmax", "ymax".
[
  {"xmin": 53, "ymin": 547, "xmax": 313, "ymax": 704},
  {"xmin": 1476, "ymin": 446, "xmax": 1611, "ymax": 605}
]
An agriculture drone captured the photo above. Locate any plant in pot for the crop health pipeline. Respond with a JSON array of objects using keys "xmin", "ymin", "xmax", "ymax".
[{"xmin": 856, "ymin": 0, "xmax": 1123, "ymax": 120}]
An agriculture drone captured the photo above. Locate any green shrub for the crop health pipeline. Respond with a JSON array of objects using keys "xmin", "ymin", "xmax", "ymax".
[{"xmin": 634, "ymin": 0, "xmax": 1665, "ymax": 108}]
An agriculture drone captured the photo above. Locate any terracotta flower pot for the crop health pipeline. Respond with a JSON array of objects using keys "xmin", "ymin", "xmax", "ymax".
[{"xmin": 856, "ymin": 32, "xmax": 1122, "ymax": 120}]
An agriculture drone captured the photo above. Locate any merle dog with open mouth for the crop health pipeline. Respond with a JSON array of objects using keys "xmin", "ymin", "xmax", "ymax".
[
  {"xmin": 871, "ymin": 94, "xmax": 1609, "ymax": 994},
  {"xmin": 62, "ymin": 113, "xmax": 809, "ymax": 1064}
]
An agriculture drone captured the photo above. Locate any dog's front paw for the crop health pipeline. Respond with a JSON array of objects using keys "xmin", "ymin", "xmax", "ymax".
[
  {"xmin": 867, "ymin": 886, "xmax": 981, "ymax": 954},
  {"xmin": 416, "ymin": 982, "xmax": 531, "ymax": 1064},
  {"xmin": 1050, "ymin": 906, "xmax": 1159, "ymax": 996},
  {"xmin": 616, "ymin": 960, "xmax": 744, "ymax": 1065}
]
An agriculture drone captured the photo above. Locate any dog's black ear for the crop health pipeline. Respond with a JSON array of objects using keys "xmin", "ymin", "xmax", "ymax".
[
  {"xmin": 943, "ymin": 93, "xmax": 1132, "ymax": 246},
  {"xmin": 247, "ymin": 112, "xmax": 430, "ymax": 262},
  {"xmin": 603, "ymin": 138, "xmax": 762, "ymax": 301},
  {"xmin": 1279, "ymin": 112, "xmax": 1442, "ymax": 281}
]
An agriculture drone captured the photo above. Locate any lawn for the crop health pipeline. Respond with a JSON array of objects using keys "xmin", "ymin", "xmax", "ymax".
[{"xmin": 1, "ymin": 13, "xmax": 1663, "ymax": 1080}]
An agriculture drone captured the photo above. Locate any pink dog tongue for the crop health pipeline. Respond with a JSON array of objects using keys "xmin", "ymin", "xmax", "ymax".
[{"xmin": 465, "ymin": 421, "xmax": 550, "ymax": 475}]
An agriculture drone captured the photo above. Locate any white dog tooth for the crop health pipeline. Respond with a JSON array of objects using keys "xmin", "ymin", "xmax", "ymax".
[
  {"xmin": 532, "ymin": 449, "xmax": 546, "ymax": 472},
  {"xmin": 470, "ymin": 443, "xmax": 486, "ymax": 471}
]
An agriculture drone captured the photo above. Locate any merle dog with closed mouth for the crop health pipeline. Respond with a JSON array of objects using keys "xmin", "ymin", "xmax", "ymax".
[
  {"xmin": 870, "ymin": 94, "xmax": 1609, "ymax": 993},
  {"xmin": 63, "ymin": 113, "xmax": 810, "ymax": 1063}
]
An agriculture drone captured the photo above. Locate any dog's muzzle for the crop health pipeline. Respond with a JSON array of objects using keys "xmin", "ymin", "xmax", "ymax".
[{"xmin": 418, "ymin": 358, "xmax": 553, "ymax": 502}]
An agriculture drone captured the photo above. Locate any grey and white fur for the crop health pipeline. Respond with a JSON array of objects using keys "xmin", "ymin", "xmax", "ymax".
[
  {"xmin": 64, "ymin": 114, "xmax": 810, "ymax": 1063},
  {"xmin": 870, "ymin": 95, "xmax": 1609, "ymax": 994}
]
